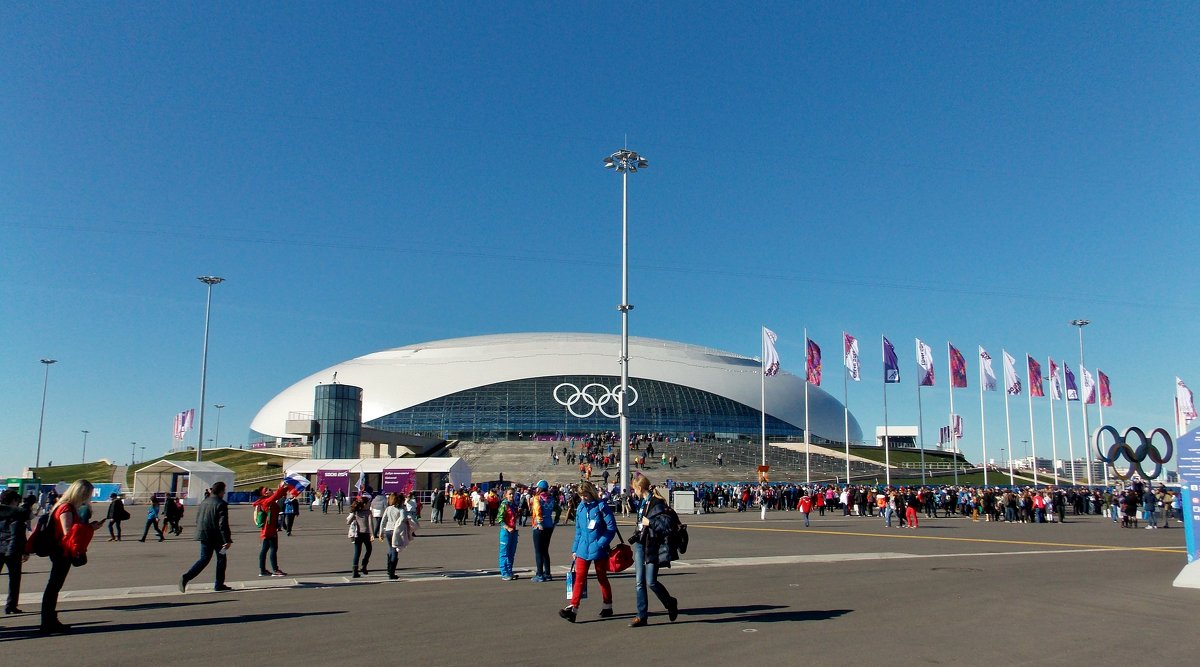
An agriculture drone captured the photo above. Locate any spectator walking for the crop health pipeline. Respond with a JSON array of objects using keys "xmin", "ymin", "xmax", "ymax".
[
  {"xmin": 179, "ymin": 481, "xmax": 233, "ymax": 593},
  {"xmin": 139, "ymin": 496, "xmax": 165, "ymax": 542},
  {"xmin": 378, "ymin": 493, "xmax": 409, "ymax": 580},
  {"xmin": 530, "ymin": 480, "xmax": 556, "ymax": 582},
  {"xmin": 0, "ymin": 489, "xmax": 30, "ymax": 614},
  {"xmin": 105, "ymin": 493, "xmax": 128, "ymax": 541},
  {"xmin": 497, "ymin": 487, "xmax": 520, "ymax": 580},
  {"xmin": 559, "ymin": 481, "xmax": 616, "ymax": 623},
  {"xmin": 628, "ymin": 476, "xmax": 679, "ymax": 627},
  {"xmin": 347, "ymin": 497, "xmax": 373, "ymax": 577}
]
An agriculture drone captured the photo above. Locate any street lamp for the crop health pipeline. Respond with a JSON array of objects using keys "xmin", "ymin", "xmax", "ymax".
[
  {"xmin": 140, "ymin": 446, "xmax": 146, "ymax": 463},
  {"xmin": 81, "ymin": 430, "xmax": 89, "ymax": 464},
  {"xmin": 131, "ymin": 442, "xmax": 137, "ymax": 465},
  {"xmin": 213, "ymin": 404, "xmax": 225, "ymax": 450},
  {"xmin": 35, "ymin": 359, "xmax": 57, "ymax": 470},
  {"xmin": 1070, "ymin": 319, "xmax": 1094, "ymax": 485},
  {"xmin": 604, "ymin": 148, "xmax": 648, "ymax": 496},
  {"xmin": 196, "ymin": 276, "xmax": 225, "ymax": 462}
]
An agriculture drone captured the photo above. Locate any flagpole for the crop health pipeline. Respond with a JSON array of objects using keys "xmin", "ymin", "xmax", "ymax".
[
  {"xmin": 979, "ymin": 358, "xmax": 988, "ymax": 487},
  {"xmin": 1080, "ymin": 367, "xmax": 1093, "ymax": 486},
  {"xmin": 883, "ymin": 379, "xmax": 891, "ymax": 488},
  {"xmin": 917, "ymin": 384, "xmax": 927, "ymax": 486},
  {"xmin": 1048, "ymin": 357, "xmax": 1059, "ymax": 486},
  {"xmin": 1063, "ymin": 376, "xmax": 1077, "ymax": 485},
  {"xmin": 1004, "ymin": 377, "xmax": 1014, "ymax": 488},
  {"xmin": 842, "ymin": 331, "xmax": 851, "ymax": 484},
  {"xmin": 760, "ymin": 327, "xmax": 767, "ymax": 467},
  {"xmin": 947, "ymin": 343, "xmax": 957, "ymax": 487},
  {"xmin": 1025, "ymin": 357, "xmax": 1038, "ymax": 487},
  {"xmin": 1097, "ymin": 373, "xmax": 1109, "ymax": 487},
  {"xmin": 803, "ymin": 327, "xmax": 810, "ymax": 486}
]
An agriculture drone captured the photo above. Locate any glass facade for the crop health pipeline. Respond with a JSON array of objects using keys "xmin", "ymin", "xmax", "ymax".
[
  {"xmin": 314, "ymin": 383, "xmax": 363, "ymax": 458},
  {"xmin": 366, "ymin": 375, "xmax": 804, "ymax": 441}
]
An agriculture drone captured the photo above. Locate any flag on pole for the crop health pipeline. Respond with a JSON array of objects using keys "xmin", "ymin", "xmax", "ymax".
[
  {"xmin": 763, "ymin": 327, "xmax": 781, "ymax": 377},
  {"xmin": 1097, "ymin": 370, "xmax": 1112, "ymax": 407},
  {"xmin": 979, "ymin": 347, "xmax": 997, "ymax": 391},
  {"xmin": 173, "ymin": 409, "xmax": 195, "ymax": 441},
  {"xmin": 938, "ymin": 416, "xmax": 964, "ymax": 445},
  {"xmin": 1027, "ymin": 356, "xmax": 1044, "ymax": 397},
  {"xmin": 355, "ymin": 472, "xmax": 367, "ymax": 495},
  {"xmin": 282, "ymin": 473, "xmax": 311, "ymax": 493},
  {"xmin": 843, "ymin": 333, "xmax": 861, "ymax": 381},
  {"xmin": 883, "ymin": 336, "xmax": 900, "ymax": 383},
  {"xmin": 1080, "ymin": 367, "xmax": 1096, "ymax": 405},
  {"xmin": 949, "ymin": 344, "xmax": 967, "ymax": 388},
  {"xmin": 1049, "ymin": 358, "xmax": 1062, "ymax": 400},
  {"xmin": 1178, "ymin": 377, "xmax": 1198, "ymax": 423},
  {"xmin": 916, "ymin": 338, "xmax": 935, "ymax": 386},
  {"xmin": 805, "ymin": 338, "xmax": 822, "ymax": 386},
  {"xmin": 1064, "ymin": 363, "xmax": 1079, "ymax": 401},
  {"xmin": 1003, "ymin": 351, "xmax": 1022, "ymax": 395}
]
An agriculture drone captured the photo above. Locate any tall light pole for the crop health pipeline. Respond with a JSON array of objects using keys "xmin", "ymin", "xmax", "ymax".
[
  {"xmin": 35, "ymin": 358, "xmax": 57, "ymax": 470},
  {"xmin": 604, "ymin": 148, "xmax": 648, "ymax": 496},
  {"xmin": 1071, "ymin": 319, "xmax": 1092, "ymax": 485},
  {"xmin": 196, "ymin": 276, "xmax": 225, "ymax": 462},
  {"xmin": 131, "ymin": 442, "xmax": 137, "ymax": 465},
  {"xmin": 140, "ymin": 446, "xmax": 146, "ymax": 463},
  {"xmin": 213, "ymin": 404, "xmax": 225, "ymax": 449},
  {"xmin": 80, "ymin": 430, "xmax": 89, "ymax": 464}
]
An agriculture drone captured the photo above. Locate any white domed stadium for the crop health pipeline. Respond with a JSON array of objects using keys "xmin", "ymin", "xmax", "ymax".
[{"xmin": 250, "ymin": 332, "xmax": 862, "ymax": 446}]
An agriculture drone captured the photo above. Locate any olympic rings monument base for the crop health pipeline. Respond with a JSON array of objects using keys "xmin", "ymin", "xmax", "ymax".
[{"xmin": 1172, "ymin": 424, "xmax": 1200, "ymax": 589}]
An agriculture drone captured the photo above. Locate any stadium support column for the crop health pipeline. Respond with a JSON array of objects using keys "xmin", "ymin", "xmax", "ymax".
[{"xmin": 605, "ymin": 148, "xmax": 647, "ymax": 495}]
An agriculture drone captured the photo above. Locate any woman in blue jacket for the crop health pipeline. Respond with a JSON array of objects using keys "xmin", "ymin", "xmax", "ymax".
[{"xmin": 559, "ymin": 481, "xmax": 616, "ymax": 623}]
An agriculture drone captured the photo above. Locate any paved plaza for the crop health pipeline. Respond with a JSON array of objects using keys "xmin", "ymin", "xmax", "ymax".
[{"xmin": 0, "ymin": 504, "xmax": 1193, "ymax": 663}]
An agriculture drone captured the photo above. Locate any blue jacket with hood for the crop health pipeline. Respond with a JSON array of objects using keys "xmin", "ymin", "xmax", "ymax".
[{"xmin": 572, "ymin": 498, "xmax": 616, "ymax": 561}]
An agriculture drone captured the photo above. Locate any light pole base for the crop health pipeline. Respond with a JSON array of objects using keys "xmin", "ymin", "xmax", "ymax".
[{"xmin": 1173, "ymin": 560, "xmax": 1200, "ymax": 589}]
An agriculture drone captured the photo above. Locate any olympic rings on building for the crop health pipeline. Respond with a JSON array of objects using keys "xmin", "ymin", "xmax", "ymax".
[
  {"xmin": 1094, "ymin": 425, "xmax": 1174, "ymax": 480},
  {"xmin": 553, "ymin": 382, "xmax": 639, "ymax": 419}
]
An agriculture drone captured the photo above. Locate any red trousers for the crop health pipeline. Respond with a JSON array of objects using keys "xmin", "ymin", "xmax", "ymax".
[
  {"xmin": 905, "ymin": 507, "xmax": 918, "ymax": 528},
  {"xmin": 571, "ymin": 557, "xmax": 612, "ymax": 608}
]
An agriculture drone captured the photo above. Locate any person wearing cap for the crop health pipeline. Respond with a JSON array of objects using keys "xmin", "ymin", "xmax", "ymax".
[
  {"xmin": 254, "ymin": 483, "xmax": 289, "ymax": 577},
  {"xmin": 530, "ymin": 480, "xmax": 556, "ymax": 582}
]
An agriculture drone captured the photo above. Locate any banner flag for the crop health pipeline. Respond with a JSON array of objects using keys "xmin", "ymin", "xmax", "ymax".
[
  {"xmin": 1049, "ymin": 358, "xmax": 1062, "ymax": 400},
  {"xmin": 883, "ymin": 336, "xmax": 900, "ymax": 384},
  {"xmin": 979, "ymin": 347, "xmax": 997, "ymax": 392},
  {"xmin": 1179, "ymin": 377, "xmax": 1198, "ymax": 423},
  {"xmin": 1027, "ymin": 356, "xmax": 1044, "ymax": 397},
  {"xmin": 1003, "ymin": 351, "xmax": 1022, "ymax": 395},
  {"xmin": 843, "ymin": 333, "xmax": 861, "ymax": 381},
  {"xmin": 173, "ymin": 409, "xmax": 195, "ymax": 441},
  {"xmin": 1098, "ymin": 370, "xmax": 1112, "ymax": 407},
  {"xmin": 806, "ymin": 338, "xmax": 822, "ymax": 386},
  {"xmin": 916, "ymin": 338, "xmax": 935, "ymax": 386},
  {"xmin": 1064, "ymin": 363, "xmax": 1079, "ymax": 401},
  {"xmin": 283, "ymin": 473, "xmax": 311, "ymax": 492},
  {"xmin": 938, "ymin": 416, "xmax": 964, "ymax": 445},
  {"xmin": 763, "ymin": 327, "xmax": 781, "ymax": 377},
  {"xmin": 949, "ymin": 344, "xmax": 967, "ymax": 388},
  {"xmin": 1081, "ymin": 367, "xmax": 1096, "ymax": 405}
]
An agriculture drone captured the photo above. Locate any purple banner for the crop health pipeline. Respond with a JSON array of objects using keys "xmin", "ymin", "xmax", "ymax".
[
  {"xmin": 317, "ymin": 469, "xmax": 349, "ymax": 494},
  {"xmin": 381, "ymin": 469, "xmax": 415, "ymax": 494}
]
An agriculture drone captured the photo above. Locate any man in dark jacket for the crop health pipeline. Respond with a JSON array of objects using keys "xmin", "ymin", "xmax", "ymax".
[
  {"xmin": 180, "ymin": 481, "xmax": 233, "ymax": 593},
  {"xmin": 0, "ymin": 490, "xmax": 30, "ymax": 614}
]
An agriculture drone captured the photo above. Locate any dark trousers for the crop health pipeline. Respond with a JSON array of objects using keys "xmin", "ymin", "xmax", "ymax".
[
  {"xmin": 352, "ymin": 534, "xmax": 372, "ymax": 572},
  {"xmin": 1, "ymin": 554, "xmax": 22, "ymax": 612},
  {"xmin": 108, "ymin": 519, "xmax": 123, "ymax": 540},
  {"xmin": 259, "ymin": 536, "xmax": 279, "ymax": 573},
  {"xmin": 141, "ymin": 518, "xmax": 163, "ymax": 541},
  {"xmin": 182, "ymin": 542, "xmax": 227, "ymax": 588},
  {"xmin": 41, "ymin": 554, "xmax": 71, "ymax": 626},
  {"xmin": 283, "ymin": 515, "xmax": 295, "ymax": 535},
  {"xmin": 532, "ymin": 526, "xmax": 554, "ymax": 579}
]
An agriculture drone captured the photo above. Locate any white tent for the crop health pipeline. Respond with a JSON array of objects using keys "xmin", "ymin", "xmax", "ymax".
[
  {"xmin": 131, "ymin": 460, "xmax": 235, "ymax": 506},
  {"xmin": 284, "ymin": 457, "xmax": 471, "ymax": 491}
]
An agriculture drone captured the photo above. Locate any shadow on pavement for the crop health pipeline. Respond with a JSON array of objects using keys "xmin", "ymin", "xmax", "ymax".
[
  {"xmin": 67, "ymin": 599, "xmax": 233, "ymax": 613},
  {"xmin": 0, "ymin": 611, "xmax": 341, "ymax": 640},
  {"xmin": 678, "ymin": 606, "xmax": 852, "ymax": 624}
]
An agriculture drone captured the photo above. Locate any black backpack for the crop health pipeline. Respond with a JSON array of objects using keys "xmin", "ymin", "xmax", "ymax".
[
  {"xmin": 27, "ymin": 512, "xmax": 56, "ymax": 558},
  {"xmin": 662, "ymin": 505, "xmax": 689, "ymax": 555}
]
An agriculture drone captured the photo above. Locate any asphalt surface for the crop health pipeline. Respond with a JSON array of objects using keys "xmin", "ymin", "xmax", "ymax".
[{"xmin": 1, "ymin": 505, "xmax": 1193, "ymax": 664}]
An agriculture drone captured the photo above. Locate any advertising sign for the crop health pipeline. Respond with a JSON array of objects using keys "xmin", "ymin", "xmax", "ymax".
[
  {"xmin": 1178, "ymin": 425, "xmax": 1200, "ymax": 564},
  {"xmin": 381, "ymin": 469, "xmax": 415, "ymax": 494},
  {"xmin": 317, "ymin": 469, "xmax": 350, "ymax": 494}
]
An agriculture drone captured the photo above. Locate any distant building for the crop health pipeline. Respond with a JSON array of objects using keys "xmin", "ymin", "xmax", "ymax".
[{"xmin": 874, "ymin": 426, "xmax": 918, "ymax": 449}]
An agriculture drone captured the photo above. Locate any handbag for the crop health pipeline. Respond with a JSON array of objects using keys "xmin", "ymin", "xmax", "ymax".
[
  {"xmin": 607, "ymin": 524, "xmax": 633, "ymax": 573},
  {"xmin": 347, "ymin": 519, "xmax": 359, "ymax": 540},
  {"xmin": 565, "ymin": 558, "xmax": 588, "ymax": 600}
]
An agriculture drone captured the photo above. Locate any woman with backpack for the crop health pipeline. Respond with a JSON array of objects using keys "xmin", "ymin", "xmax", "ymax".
[
  {"xmin": 627, "ymin": 475, "xmax": 679, "ymax": 627},
  {"xmin": 40, "ymin": 479, "xmax": 104, "ymax": 634},
  {"xmin": 558, "ymin": 481, "xmax": 616, "ymax": 623}
]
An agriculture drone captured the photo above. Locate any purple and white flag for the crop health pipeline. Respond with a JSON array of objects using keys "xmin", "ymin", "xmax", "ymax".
[
  {"xmin": 843, "ymin": 333, "xmax": 861, "ymax": 382},
  {"xmin": 1064, "ymin": 363, "xmax": 1079, "ymax": 401},
  {"xmin": 1178, "ymin": 377, "xmax": 1197, "ymax": 424},
  {"xmin": 1080, "ymin": 367, "xmax": 1096, "ymax": 405},
  {"xmin": 762, "ymin": 327, "xmax": 780, "ymax": 377},
  {"xmin": 916, "ymin": 338, "xmax": 935, "ymax": 387},
  {"xmin": 979, "ymin": 347, "xmax": 997, "ymax": 392},
  {"xmin": 883, "ymin": 336, "xmax": 900, "ymax": 384},
  {"xmin": 1003, "ymin": 351, "xmax": 1021, "ymax": 395}
]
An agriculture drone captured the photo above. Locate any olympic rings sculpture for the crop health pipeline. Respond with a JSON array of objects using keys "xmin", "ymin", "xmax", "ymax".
[
  {"xmin": 553, "ymin": 382, "xmax": 639, "ymax": 419},
  {"xmin": 1094, "ymin": 425, "xmax": 1174, "ymax": 480}
]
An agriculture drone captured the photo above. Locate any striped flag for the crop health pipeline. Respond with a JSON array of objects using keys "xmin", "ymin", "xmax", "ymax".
[
  {"xmin": 763, "ymin": 327, "xmax": 781, "ymax": 377},
  {"xmin": 916, "ymin": 338, "xmax": 935, "ymax": 387},
  {"xmin": 283, "ymin": 473, "xmax": 311, "ymax": 492},
  {"xmin": 1003, "ymin": 351, "xmax": 1022, "ymax": 395},
  {"xmin": 949, "ymin": 344, "xmax": 967, "ymax": 388},
  {"xmin": 843, "ymin": 333, "xmax": 861, "ymax": 381},
  {"xmin": 1027, "ymin": 356, "xmax": 1044, "ymax": 397},
  {"xmin": 805, "ymin": 338, "xmax": 822, "ymax": 386},
  {"xmin": 979, "ymin": 347, "xmax": 997, "ymax": 392},
  {"xmin": 883, "ymin": 336, "xmax": 900, "ymax": 384},
  {"xmin": 1098, "ymin": 370, "xmax": 1112, "ymax": 407}
]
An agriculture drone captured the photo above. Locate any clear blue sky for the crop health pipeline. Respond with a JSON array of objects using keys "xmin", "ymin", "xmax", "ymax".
[{"xmin": 2, "ymin": 4, "xmax": 1197, "ymax": 472}]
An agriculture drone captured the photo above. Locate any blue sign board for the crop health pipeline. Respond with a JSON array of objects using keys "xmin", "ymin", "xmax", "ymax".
[{"xmin": 1177, "ymin": 425, "xmax": 1200, "ymax": 563}]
